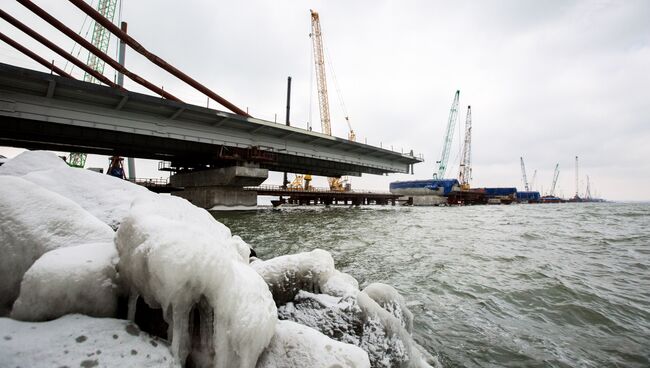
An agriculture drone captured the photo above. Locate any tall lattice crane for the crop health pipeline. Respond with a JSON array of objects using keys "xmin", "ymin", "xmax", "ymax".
[
  {"xmin": 458, "ymin": 106, "xmax": 472, "ymax": 189},
  {"xmin": 309, "ymin": 9, "xmax": 355, "ymax": 142},
  {"xmin": 84, "ymin": 0, "xmax": 118, "ymax": 83},
  {"xmin": 309, "ymin": 9, "xmax": 354, "ymax": 191},
  {"xmin": 435, "ymin": 90, "xmax": 460, "ymax": 179},
  {"xmin": 68, "ymin": 0, "xmax": 119, "ymax": 168},
  {"xmin": 310, "ymin": 9, "xmax": 331, "ymax": 136},
  {"xmin": 549, "ymin": 163, "xmax": 560, "ymax": 197},
  {"xmin": 520, "ymin": 156, "xmax": 530, "ymax": 191}
]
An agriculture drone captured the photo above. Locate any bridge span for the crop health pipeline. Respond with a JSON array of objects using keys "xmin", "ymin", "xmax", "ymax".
[{"xmin": 0, "ymin": 63, "xmax": 423, "ymax": 207}]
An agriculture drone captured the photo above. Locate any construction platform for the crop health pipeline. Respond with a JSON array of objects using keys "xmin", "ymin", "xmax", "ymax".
[{"xmin": 244, "ymin": 185, "xmax": 401, "ymax": 206}]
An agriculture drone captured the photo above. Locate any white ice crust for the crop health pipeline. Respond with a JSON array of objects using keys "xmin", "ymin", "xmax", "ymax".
[
  {"xmin": 0, "ymin": 151, "xmax": 151, "ymax": 228},
  {"xmin": 116, "ymin": 194, "xmax": 276, "ymax": 367},
  {"xmin": 0, "ymin": 314, "xmax": 177, "ymax": 367},
  {"xmin": 0, "ymin": 175, "xmax": 116, "ymax": 314},
  {"xmin": 363, "ymin": 283, "xmax": 414, "ymax": 333},
  {"xmin": 0, "ymin": 151, "xmax": 433, "ymax": 368},
  {"xmin": 251, "ymin": 249, "xmax": 358, "ymax": 304},
  {"xmin": 11, "ymin": 242, "xmax": 119, "ymax": 321},
  {"xmin": 256, "ymin": 320, "xmax": 370, "ymax": 368}
]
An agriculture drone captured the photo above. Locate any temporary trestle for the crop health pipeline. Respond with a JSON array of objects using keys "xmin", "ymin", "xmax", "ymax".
[{"xmin": 245, "ymin": 185, "xmax": 399, "ymax": 207}]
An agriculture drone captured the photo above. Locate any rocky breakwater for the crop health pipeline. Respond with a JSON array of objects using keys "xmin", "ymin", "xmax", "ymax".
[{"xmin": 0, "ymin": 151, "xmax": 435, "ymax": 368}]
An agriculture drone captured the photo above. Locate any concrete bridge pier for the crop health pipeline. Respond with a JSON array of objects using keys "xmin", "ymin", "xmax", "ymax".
[{"xmin": 170, "ymin": 165, "xmax": 268, "ymax": 209}]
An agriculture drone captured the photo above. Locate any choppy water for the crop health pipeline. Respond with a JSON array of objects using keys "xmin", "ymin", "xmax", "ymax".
[{"xmin": 213, "ymin": 202, "xmax": 650, "ymax": 367}]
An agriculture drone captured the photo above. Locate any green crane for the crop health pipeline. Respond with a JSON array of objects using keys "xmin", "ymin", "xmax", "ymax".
[{"xmin": 68, "ymin": 0, "xmax": 119, "ymax": 168}]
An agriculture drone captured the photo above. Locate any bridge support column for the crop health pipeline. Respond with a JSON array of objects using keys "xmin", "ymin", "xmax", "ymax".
[{"xmin": 170, "ymin": 165, "xmax": 268, "ymax": 209}]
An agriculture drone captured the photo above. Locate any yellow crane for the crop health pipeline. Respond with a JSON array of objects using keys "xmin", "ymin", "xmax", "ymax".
[{"xmin": 310, "ymin": 9, "xmax": 354, "ymax": 191}]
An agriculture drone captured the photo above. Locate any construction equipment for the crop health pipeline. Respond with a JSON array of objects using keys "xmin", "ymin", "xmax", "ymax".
[
  {"xmin": 309, "ymin": 9, "xmax": 353, "ymax": 191},
  {"xmin": 67, "ymin": 152, "xmax": 87, "ymax": 168},
  {"xmin": 458, "ymin": 106, "xmax": 472, "ymax": 190},
  {"xmin": 549, "ymin": 163, "xmax": 560, "ymax": 197},
  {"xmin": 434, "ymin": 90, "xmax": 460, "ymax": 179},
  {"xmin": 287, "ymin": 174, "xmax": 312, "ymax": 190},
  {"xmin": 67, "ymin": 0, "xmax": 119, "ymax": 168},
  {"xmin": 310, "ymin": 9, "xmax": 331, "ymax": 136},
  {"xmin": 520, "ymin": 156, "xmax": 530, "ymax": 191},
  {"xmin": 530, "ymin": 169, "xmax": 537, "ymax": 191},
  {"xmin": 83, "ymin": 0, "xmax": 117, "ymax": 83},
  {"xmin": 574, "ymin": 155, "xmax": 579, "ymax": 199}
]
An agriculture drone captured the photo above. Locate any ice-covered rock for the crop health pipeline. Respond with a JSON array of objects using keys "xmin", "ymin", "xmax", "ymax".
[
  {"xmin": 0, "ymin": 175, "xmax": 115, "ymax": 315},
  {"xmin": 0, "ymin": 314, "xmax": 177, "ymax": 367},
  {"xmin": 11, "ymin": 242, "xmax": 119, "ymax": 321},
  {"xmin": 363, "ymin": 283, "xmax": 414, "ymax": 333},
  {"xmin": 115, "ymin": 194, "xmax": 276, "ymax": 367},
  {"xmin": 253, "ymin": 249, "xmax": 431, "ymax": 368},
  {"xmin": 0, "ymin": 151, "xmax": 151, "ymax": 228},
  {"xmin": 278, "ymin": 291, "xmax": 431, "ymax": 368},
  {"xmin": 251, "ymin": 249, "xmax": 359, "ymax": 305},
  {"xmin": 256, "ymin": 320, "xmax": 370, "ymax": 368}
]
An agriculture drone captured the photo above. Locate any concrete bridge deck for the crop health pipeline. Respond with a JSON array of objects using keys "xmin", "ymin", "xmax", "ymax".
[{"xmin": 0, "ymin": 63, "xmax": 423, "ymax": 178}]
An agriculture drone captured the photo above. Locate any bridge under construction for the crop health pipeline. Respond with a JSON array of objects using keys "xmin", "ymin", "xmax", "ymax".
[{"xmin": 0, "ymin": 1, "xmax": 423, "ymax": 208}]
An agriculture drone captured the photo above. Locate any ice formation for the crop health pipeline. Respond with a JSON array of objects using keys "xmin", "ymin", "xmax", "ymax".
[
  {"xmin": 115, "ymin": 194, "xmax": 277, "ymax": 367},
  {"xmin": 0, "ymin": 150, "xmax": 151, "ymax": 228},
  {"xmin": 363, "ymin": 283, "xmax": 414, "ymax": 333},
  {"xmin": 11, "ymin": 242, "xmax": 119, "ymax": 321},
  {"xmin": 0, "ymin": 175, "xmax": 116, "ymax": 314},
  {"xmin": 251, "ymin": 249, "xmax": 359, "ymax": 305},
  {"xmin": 0, "ymin": 151, "xmax": 433, "ymax": 368},
  {"xmin": 0, "ymin": 314, "xmax": 176, "ymax": 367},
  {"xmin": 256, "ymin": 320, "xmax": 370, "ymax": 368},
  {"xmin": 253, "ymin": 250, "xmax": 432, "ymax": 368}
]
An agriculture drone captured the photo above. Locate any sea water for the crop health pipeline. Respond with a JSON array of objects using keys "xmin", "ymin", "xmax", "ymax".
[{"xmin": 214, "ymin": 202, "xmax": 650, "ymax": 367}]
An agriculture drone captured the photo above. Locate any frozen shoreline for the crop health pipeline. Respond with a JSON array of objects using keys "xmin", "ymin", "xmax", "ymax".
[{"xmin": 0, "ymin": 151, "xmax": 435, "ymax": 368}]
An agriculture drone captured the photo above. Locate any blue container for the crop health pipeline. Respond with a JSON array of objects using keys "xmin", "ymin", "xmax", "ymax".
[
  {"xmin": 389, "ymin": 179, "xmax": 460, "ymax": 196},
  {"xmin": 483, "ymin": 187, "xmax": 517, "ymax": 197},
  {"xmin": 516, "ymin": 191, "xmax": 541, "ymax": 201}
]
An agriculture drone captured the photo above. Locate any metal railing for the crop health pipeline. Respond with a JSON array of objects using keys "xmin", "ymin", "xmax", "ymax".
[{"xmin": 128, "ymin": 178, "xmax": 170, "ymax": 186}]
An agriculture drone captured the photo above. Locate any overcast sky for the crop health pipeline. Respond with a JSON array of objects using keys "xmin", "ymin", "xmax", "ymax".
[{"xmin": 2, "ymin": 0, "xmax": 649, "ymax": 200}]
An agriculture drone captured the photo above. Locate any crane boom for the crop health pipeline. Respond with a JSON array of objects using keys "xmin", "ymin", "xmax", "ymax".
[
  {"xmin": 310, "ymin": 10, "xmax": 331, "ymax": 136},
  {"xmin": 83, "ymin": 0, "xmax": 118, "ymax": 84},
  {"xmin": 550, "ymin": 163, "xmax": 560, "ymax": 196},
  {"xmin": 458, "ymin": 106, "xmax": 472, "ymax": 189},
  {"xmin": 520, "ymin": 156, "xmax": 530, "ymax": 191},
  {"xmin": 530, "ymin": 169, "xmax": 537, "ymax": 191},
  {"xmin": 574, "ymin": 155, "xmax": 579, "ymax": 198},
  {"xmin": 69, "ymin": 0, "xmax": 118, "ymax": 168},
  {"xmin": 435, "ymin": 90, "xmax": 460, "ymax": 179}
]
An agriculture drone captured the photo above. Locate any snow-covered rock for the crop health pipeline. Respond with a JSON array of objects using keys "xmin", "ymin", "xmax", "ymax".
[
  {"xmin": 251, "ymin": 249, "xmax": 359, "ymax": 305},
  {"xmin": 253, "ymin": 249, "xmax": 432, "ymax": 368},
  {"xmin": 0, "ymin": 151, "xmax": 433, "ymax": 368},
  {"xmin": 363, "ymin": 283, "xmax": 414, "ymax": 333},
  {"xmin": 115, "ymin": 194, "xmax": 276, "ymax": 367},
  {"xmin": 278, "ymin": 291, "xmax": 431, "ymax": 368},
  {"xmin": 0, "ymin": 175, "xmax": 115, "ymax": 315},
  {"xmin": 0, "ymin": 314, "xmax": 177, "ymax": 367},
  {"xmin": 11, "ymin": 242, "xmax": 119, "ymax": 321},
  {"xmin": 0, "ymin": 151, "xmax": 151, "ymax": 228},
  {"xmin": 256, "ymin": 320, "xmax": 370, "ymax": 368}
]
